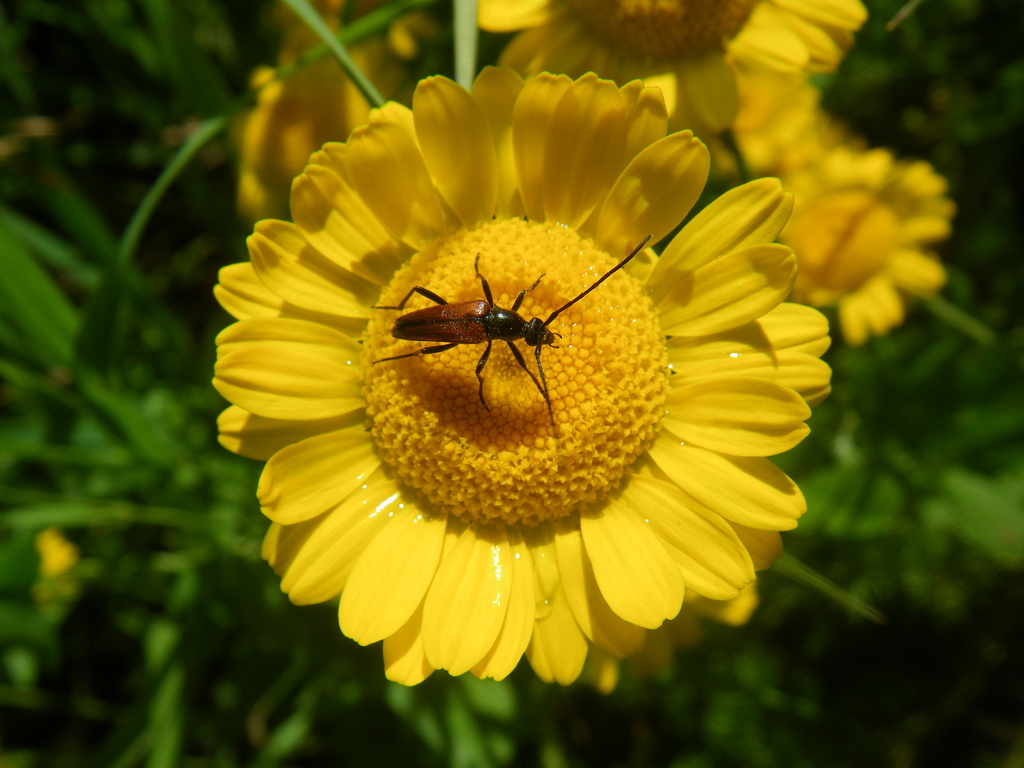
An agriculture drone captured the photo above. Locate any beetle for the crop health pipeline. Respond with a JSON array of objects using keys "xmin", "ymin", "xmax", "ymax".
[{"xmin": 374, "ymin": 234, "xmax": 653, "ymax": 432}]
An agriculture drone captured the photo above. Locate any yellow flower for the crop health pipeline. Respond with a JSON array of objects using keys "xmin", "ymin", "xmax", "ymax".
[
  {"xmin": 235, "ymin": 1, "xmax": 404, "ymax": 222},
  {"xmin": 478, "ymin": 0, "xmax": 866, "ymax": 136},
  {"xmin": 213, "ymin": 69, "xmax": 832, "ymax": 685},
  {"xmin": 587, "ymin": 583, "xmax": 761, "ymax": 692},
  {"xmin": 783, "ymin": 144, "xmax": 955, "ymax": 346},
  {"xmin": 33, "ymin": 527, "xmax": 80, "ymax": 604},
  {"xmin": 36, "ymin": 527, "xmax": 79, "ymax": 578}
]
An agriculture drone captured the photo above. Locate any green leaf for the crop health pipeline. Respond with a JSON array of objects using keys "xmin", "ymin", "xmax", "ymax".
[
  {"xmin": 76, "ymin": 115, "xmax": 227, "ymax": 379},
  {"xmin": 0, "ymin": 204, "xmax": 99, "ymax": 289},
  {"xmin": 0, "ymin": 215, "xmax": 79, "ymax": 367},
  {"xmin": 0, "ymin": 604, "xmax": 58, "ymax": 660},
  {"xmin": 798, "ymin": 465, "xmax": 903, "ymax": 539},
  {"xmin": 136, "ymin": 0, "xmax": 229, "ymax": 114},
  {"xmin": 923, "ymin": 467, "xmax": 1024, "ymax": 566},
  {"xmin": 0, "ymin": 534, "xmax": 39, "ymax": 599}
]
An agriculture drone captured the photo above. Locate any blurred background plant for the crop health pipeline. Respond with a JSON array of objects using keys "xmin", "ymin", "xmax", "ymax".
[{"xmin": 1, "ymin": 0, "xmax": 1023, "ymax": 765}]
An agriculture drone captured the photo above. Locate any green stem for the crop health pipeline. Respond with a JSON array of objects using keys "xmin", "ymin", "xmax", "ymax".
[
  {"xmin": 453, "ymin": 0, "xmax": 479, "ymax": 91},
  {"xmin": 118, "ymin": 115, "xmax": 227, "ymax": 267},
  {"xmin": 775, "ymin": 554, "xmax": 886, "ymax": 624},
  {"xmin": 922, "ymin": 294, "xmax": 997, "ymax": 346},
  {"xmin": 721, "ymin": 129, "xmax": 752, "ymax": 183},
  {"xmin": 280, "ymin": 0, "xmax": 385, "ymax": 108}
]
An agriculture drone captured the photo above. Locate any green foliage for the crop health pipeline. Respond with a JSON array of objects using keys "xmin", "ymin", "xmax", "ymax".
[{"xmin": 1, "ymin": 0, "xmax": 1023, "ymax": 766}]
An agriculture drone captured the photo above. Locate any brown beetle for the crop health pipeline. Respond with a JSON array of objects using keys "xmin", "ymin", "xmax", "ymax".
[{"xmin": 374, "ymin": 235, "xmax": 653, "ymax": 431}]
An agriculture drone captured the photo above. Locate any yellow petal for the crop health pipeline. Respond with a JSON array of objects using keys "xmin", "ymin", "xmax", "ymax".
[
  {"xmin": 256, "ymin": 426, "xmax": 379, "ymax": 524},
  {"xmin": 650, "ymin": 178, "xmax": 793, "ymax": 303},
  {"xmin": 338, "ymin": 503, "xmax": 447, "ymax": 645},
  {"xmin": 671, "ymin": 51, "xmax": 739, "ymax": 136},
  {"xmin": 471, "ymin": 528, "xmax": 535, "ymax": 681},
  {"xmin": 542, "ymin": 74, "xmax": 627, "ymax": 229},
  {"xmin": 217, "ymin": 404, "xmax": 364, "ymax": 461},
  {"xmin": 886, "ymin": 248, "xmax": 946, "ymax": 297},
  {"xmin": 277, "ymin": 477, "xmax": 404, "ymax": 604},
  {"xmin": 658, "ymin": 244, "xmax": 798, "ymax": 336},
  {"xmin": 500, "ymin": 12, "xmax": 595, "ymax": 78},
  {"xmin": 837, "ymin": 293, "xmax": 871, "ymax": 346},
  {"xmin": 899, "ymin": 215, "xmax": 952, "ymax": 245},
  {"xmin": 344, "ymin": 118, "xmax": 445, "ymax": 248},
  {"xmin": 384, "ymin": 602, "xmax": 435, "ymax": 685},
  {"xmin": 214, "ymin": 318, "xmax": 362, "ymax": 420},
  {"xmin": 414, "ymin": 76, "xmax": 498, "ymax": 226},
  {"xmin": 647, "ymin": 440, "xmax": 805, "ymax": 530},
  {"xmin": 595, "ymin": 131, "xmax": 710, "ymax": 260},
  {"xmin": 421, "ymin": 525, "xmax": 512, "ymax": 675},
  {"xmin": 639, "ymin": 69, "xmax": 678, "ymax": 117},
  {"xmin": 621, "ymin": 475, "xmax": 754, "ymax": 599},
  {"xmin": 670, "ymin": 348, "xmax": 832, "ymax": 407},
  {"xmin": 553, "ymin": 520, "xmax": 646, "ymax": 658},
  {"xmin": 730, "ymin": 523, "xmax": 784, "ymax": 570},
  {"xmin": 471, "ymin": 66, "xmax": 526, "ymax": 219},
  {"xmin": 728, "ymin": 4, "xmax": 810, "ymax": 72},
  {"xmin": 523, "ymin": 524, "xmax": 589, "ymax": 685},
  {"xmin": 291, "ymin": 152, "xmax": 404, "ymax": 286},
  {"xmin": 668, "ymin": 302, "xmax": 831, "ymax": 362},
  {"xmin": 663, "ymin": 378, "xmax": 811, "ymax": 456},
  {"xmin": 863, "ymin": 276, "xmax": 906, "ymax": 335},
  {"xmin": 478, "ymin": 0, "xmax": 555, "ymax": 31},
  {"xmin": 621, "ymin": 81, "xmax": 669, "ymax": 165},
  {"xmin": 248, "ymin": 220, "xmax": 375, "ymax": 318},
  {"xmin": 215, "ymin": 262, "xmax": 281, "ymax": 320},
  {"xmin": 580, "ymin": 501, "xmax": 684, "ymax": 629},
  {"xmin": 586, "ymin": 646, "xmax": 621, "ymax": 694},
  {"xmin": 773, "ymin": 0, "xmax": 867, "ymax": 28},
  {"xmin": 512, "ymin": 73, "xmax": 574, "ymax": 222}
]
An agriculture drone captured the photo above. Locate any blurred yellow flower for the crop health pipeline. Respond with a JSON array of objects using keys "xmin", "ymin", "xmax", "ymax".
[
  {"xmin": 783, "ymin": 145, "xmax": 954, "ymax": 346},
  {"xmin": 235, "ymin": 0, "xmax": 404, "ymax": 222},
  {"xmin": 728, "ymin": 67, "xmax": 833, "ymax": 176},
  {"xmin": 36, "ymin": 527, "xmax": 79, "ymax": 578},
  {"xmin": 213, "ymin": 69, "xmax": 831, "ymax": 685},
  {"xmin": 588, "ymin": 583, "xmax": 761, "ymax": 692},
  {"xmin": 33, "ymin": 527, "xmax": 80, "ymax": 604},
  {"xmin": 478, "ymin": 0, "xmax": 866, "ymax": 137}
]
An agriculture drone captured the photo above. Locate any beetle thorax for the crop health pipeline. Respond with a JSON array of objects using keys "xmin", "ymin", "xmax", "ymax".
[{"xmin": 481, "ymin": 307, "xmax": 528, "ymax": 341}]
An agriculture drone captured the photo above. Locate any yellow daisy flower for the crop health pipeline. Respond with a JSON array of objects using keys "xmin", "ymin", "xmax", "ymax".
[
  {"xmin": 235, "ymin": 0, "xmax": 404, "ymax": 222},
  {"xmin": 478, "ymin": 0, "xmax": 866, "ymax": 136},
  {"xmin": 783, "ymin": 144, "xmax": 955, "ymax": 346},
  {"xmin": 214, "ymin": 69, "xmax": 832, "ymax": 685}
]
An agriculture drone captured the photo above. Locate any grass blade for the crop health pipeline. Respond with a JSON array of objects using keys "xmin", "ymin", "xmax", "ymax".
[{"xmin": 280, "ymin": 0, "xmax": 385, "ymax": 108}]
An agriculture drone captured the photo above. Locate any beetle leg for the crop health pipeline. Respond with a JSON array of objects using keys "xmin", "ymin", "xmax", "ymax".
[
  {"xmin": 511, "ymin": 274, "xmax": 545, "ymax": 312},
  {"xmin": 374, "ymin": 286, "xmax": 448, "ymax": 310},
  {"xmin": 474, "ymin": 254, "xmax": 494, "ymax": 306},
  {"xmin": 533, "ymin": 343, "xmax": 557, "ymax": 434},
  {"xmin": 508, "ymin": 342, "xmax": 557, "ymax": 435},
  {"xmin": 374, "ymin": 343, "xmax": 458, "ymax": 364},
  {"xmin": 475, "ymin": 340, "xmax": 493, "ymax": 411}
]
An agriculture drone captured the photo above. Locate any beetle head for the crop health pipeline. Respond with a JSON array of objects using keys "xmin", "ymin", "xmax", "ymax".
[{"xmin": 523, "ymin": 317, "xmax": 558, "ymax": 348}]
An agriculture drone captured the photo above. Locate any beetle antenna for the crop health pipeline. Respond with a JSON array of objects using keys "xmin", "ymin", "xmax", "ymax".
[{"xmin": 543, "ymin": 235, "xmax": 652, "ymax": 327}]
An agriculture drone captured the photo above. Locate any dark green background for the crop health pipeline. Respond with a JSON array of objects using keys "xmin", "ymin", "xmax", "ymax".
[{"xmin": 1, "ymin": 0, "xmax": 1023, "ymax": 765}]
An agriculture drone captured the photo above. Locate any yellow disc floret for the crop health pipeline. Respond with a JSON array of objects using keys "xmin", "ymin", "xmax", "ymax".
[
  {"xmin": 364, "ymin": 219, "xmax": 668, "ymax": 526},
  {"xmin": 568, "ymin": 0, "xmax": 761, "ymax": 59}
]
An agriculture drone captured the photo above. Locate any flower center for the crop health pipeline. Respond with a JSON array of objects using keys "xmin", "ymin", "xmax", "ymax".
[
  {"xmin": 786, "ymin": 190, "xmax": 899, "ymax": 292},
  {"xmin": 363, "ymin": 219, "xmax": 668, "ymax": 526},
  {"xmin": 568, "ymin": 0, "xmax": 761, "ymax": 60}
]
